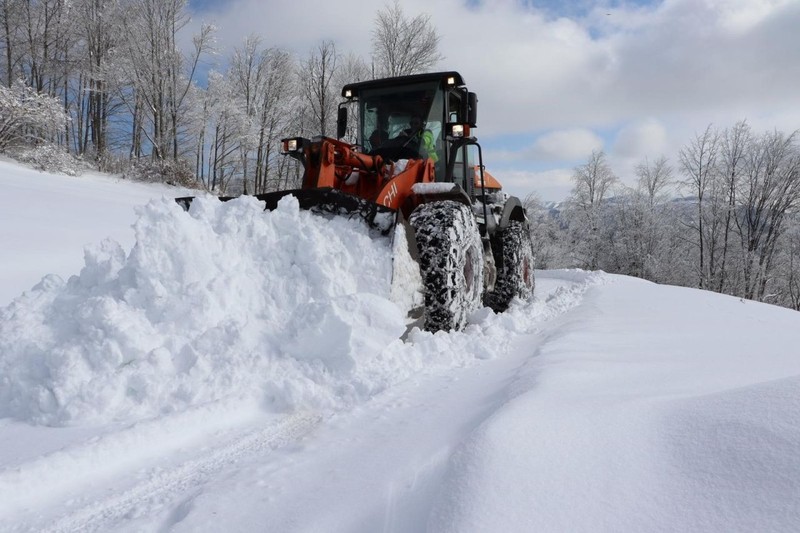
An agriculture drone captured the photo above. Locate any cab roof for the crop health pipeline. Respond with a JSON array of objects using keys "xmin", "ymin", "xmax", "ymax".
[{"xmin": 341, "ymin": 71, "xmax": 466, "ymax": 98}]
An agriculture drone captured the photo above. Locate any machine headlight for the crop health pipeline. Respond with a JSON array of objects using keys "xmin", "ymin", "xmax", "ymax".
[
  {"xmin": 280, "ymin": 137, "xmax": 303, "ymax": 153},
  {"xmin": 446, "ymin": 123, "xmax": 470, "ymax": 139}
]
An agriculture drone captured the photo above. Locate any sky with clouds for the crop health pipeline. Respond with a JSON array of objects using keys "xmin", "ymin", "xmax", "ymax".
[{"xmin": 186, "ymin": 0, "xmax": 800, "ymax": 201}]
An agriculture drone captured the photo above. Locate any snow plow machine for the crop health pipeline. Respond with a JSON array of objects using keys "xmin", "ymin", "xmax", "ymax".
[{"xmin": 177, "ymin": 71, "xmax": 534, "ymax": 332}]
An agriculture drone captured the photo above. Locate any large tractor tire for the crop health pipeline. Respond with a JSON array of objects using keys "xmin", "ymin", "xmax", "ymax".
[
  {"xmin": 484, "ymin": 220, "xmax": 535, "ymax": 312},
  {"xmin": 409, "ymin": 200, "xmax": 484, "ymax": 332}
]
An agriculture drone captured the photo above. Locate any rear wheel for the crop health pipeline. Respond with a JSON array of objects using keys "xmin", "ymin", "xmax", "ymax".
[
  {"xmin": 409, "ymin": 200, "xmax": 484, "ymax": 332},
  {"xmin": 484, "ymin": 220, "xmax": 535, "ymax": 312}
]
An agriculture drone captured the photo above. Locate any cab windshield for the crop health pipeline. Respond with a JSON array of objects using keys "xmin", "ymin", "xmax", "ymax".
[{"xmin": 358, "ymin": 81, "xmax": 445, "ymax": 173}]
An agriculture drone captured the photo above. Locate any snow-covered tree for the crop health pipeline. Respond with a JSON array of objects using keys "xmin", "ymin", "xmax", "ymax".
[
  {"xmin": 712, "ymin": 120, "xmax": 752, "ymax": 293},
  {"xmin": 71, "ymin": 0, "xmax": 125, "ymax": 164},
  {"xmin": 679, "ymin": 124, "xmax": 719, "ymax": 289},
  {"xmin": 116, "ymin": 0, "xmax": 212, "ymax": 161},
  {"xmin": 523, "ymin": 193, "xmax": 569, "ymax": 269},
  {"xmin": 0, "ymin": 79, "xmax": 67, "ymax": 150},
  {"xmin": 735, "ymin": 129, "xmax": 800, "ymax": 302},
  {"xmin": 564, "ymin": 150, "xmax": 618, "ymax": 270},
  {"xmin": 333, "ymin": 52, "xmax": 370, "ymax": 144},
  {"xmin": 371, "ymin": 0, "xmax": 443, "ymax": 77},
  {"xmin": 606, "ymin": 157, "xmax": 676, "ymax": 281},
  {"xmin": 1, "ymin": 0, "xmax": 25, "ymax": 87},
  {"xmin": 300, "ymin": 40, "xmax": 338, "ymax": 138},
  {"xmin": 229, "ymin": 36, "xmax": 295, "ymax": 194},
  {"xmin": 205, "ymin": 71, "xmax": 253, "ymax": 193}
]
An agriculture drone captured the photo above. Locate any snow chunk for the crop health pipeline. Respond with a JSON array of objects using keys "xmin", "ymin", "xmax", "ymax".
[
  {"xmin": 411, "ymin": 182, "xmax": 457, "ymax": 195},
  {"xmin": 283, "ymin": 294, "xmax": 406, "ymax": 375}
]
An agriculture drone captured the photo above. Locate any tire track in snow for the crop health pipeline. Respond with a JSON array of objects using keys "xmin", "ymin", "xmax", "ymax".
[{"xmin": 31, "ymin": 412, "xmax": 323, "ymax": 533}]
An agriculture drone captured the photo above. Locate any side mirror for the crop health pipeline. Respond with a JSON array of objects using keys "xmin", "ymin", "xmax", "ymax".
[
  {"xmin": 467, "ymin": 92, "xmax": 478, "ymax": 127},
  {"xmin": 337, "ymin": 107, "xmax": 348, "ymax": 139}
]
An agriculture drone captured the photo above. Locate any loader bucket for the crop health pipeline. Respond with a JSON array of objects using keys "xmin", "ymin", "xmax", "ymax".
[{"xmin": 175, "ymin": 188, "xmax": 397, "ymax": 234}]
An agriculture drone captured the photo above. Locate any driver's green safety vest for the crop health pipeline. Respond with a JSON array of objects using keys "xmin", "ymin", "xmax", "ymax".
[{"xmin": 420, "ymin": 130, "xmax": 438, "ymax": 163}]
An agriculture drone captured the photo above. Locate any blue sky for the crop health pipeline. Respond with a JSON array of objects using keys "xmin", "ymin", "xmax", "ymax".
[{"xmin": 186, "ymin": 0, "xmax": 800, "ymax": 201}]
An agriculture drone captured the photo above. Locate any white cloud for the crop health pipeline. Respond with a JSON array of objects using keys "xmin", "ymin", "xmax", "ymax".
[
  {"xmin": 715, "ymin": 0, "xmax": 795, "ymax": 32},
  {"xmin": 187, "ymin": 0, "xmax": 800, "ymax": 133},
  {"xmin": 494, "ymin": 168, "xmax": 575, "ymax": 202},
  {"xmin": 612, "ymin": 119, "xmax": 668, "ymax": 159},
  {"xmin": 530, "ymin": 128, "xmax": 604, "ymax": 161}
]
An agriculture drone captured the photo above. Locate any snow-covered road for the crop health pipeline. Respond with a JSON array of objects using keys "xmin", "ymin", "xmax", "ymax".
[{"xmin": 2, "ymin": 163, "xmax": 800, "ymax": 532}]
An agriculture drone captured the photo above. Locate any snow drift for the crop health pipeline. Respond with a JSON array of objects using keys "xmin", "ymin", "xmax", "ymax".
[
  {"xmin": 0, "ymin": 194, "xmax": 577, "ymax": 428},
  {"xmin": 0, "ymin": 195, "xmax": 408, "ymax": 425}
]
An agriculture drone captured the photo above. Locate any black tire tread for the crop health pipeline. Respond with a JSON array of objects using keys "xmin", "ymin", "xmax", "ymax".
[
  {"xmin": 409, "ymin": 201, "xmax": 483, "ymax": 332},
  {"xmin": 484, "ymin": 220, "xmax": 535, "ymax": 312}
]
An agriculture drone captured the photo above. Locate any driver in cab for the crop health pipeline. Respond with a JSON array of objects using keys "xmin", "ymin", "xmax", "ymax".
[
  {"xmin": 399, "ymin": 115, "xmax": 438, "ymax": 163},
  {"xmin": 369, "ymin": 115, "xmax": 438, "ymax": 163}
]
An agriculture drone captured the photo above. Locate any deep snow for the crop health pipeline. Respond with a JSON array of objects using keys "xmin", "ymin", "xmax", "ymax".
[{"xmin": 1, "ymin": 160, "xmax": 799, "ymax": 532}]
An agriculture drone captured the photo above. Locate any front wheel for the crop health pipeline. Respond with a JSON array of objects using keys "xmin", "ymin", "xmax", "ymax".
[
  {"xmin": 484, "ymin": 220, "xmax": 535, "ymax": 312},
  {"xmin": 409, "ymin": 201, "xmax": 484, "ymax": 332}
]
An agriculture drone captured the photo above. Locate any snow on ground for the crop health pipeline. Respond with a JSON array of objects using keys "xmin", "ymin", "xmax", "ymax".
[
  {"xmin": 0, "ymin": 157, "xmax": 193, "ymax": 307},
  {"xmin": 1, "ymin": 161, "xmax": 800, "ymax": 532}
]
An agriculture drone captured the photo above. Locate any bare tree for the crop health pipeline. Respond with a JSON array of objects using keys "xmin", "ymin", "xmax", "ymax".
[
  {"xmin": 205, "ymin": 70, "xmax": 251, "ymax": 193},
  {"xmin": 523, "ymin": 193, "xmax": 569, "ymax": 269},
  {"xmin": 735, "ymin": 129, "xmax": 800, "ymax": 301},
  {"xmin": 565, "ymin": 150, "xmax": 618, "ymax": 270},
  {"xmin": 620, "ymin": 156, "xmax": 675, "ymax": 280},
  {"xmin": 714, "ymin": 120, "xmax": 751, "ymax": 293},
  {"xmin": 680, "ymin": 124, "xmax": 719, "ymax": 289},
  {"xmin": 782, "ymin": 218, "xmax": 800, "ymax": 310},
  {"xmin": 73, "ymin": 0, "xmax": 124, "ymax": 164},
  {"xmin": 571, "ymin": 150, "xmax": 617, "ymax": 210},
  {"xmin": 230, "ymin": 36, "xmax": 295, "ymax": 194},
  {"xmin": 334, "ymin": 52, "xmax": 369, "ymax": 88},
  {"xmin": 253, "ymin": 47, "xmax": 294, "ymax": 193},
  {"xmin": 116, "ymin": 0, "xmax": 212, "ymax": 161},
  {"xmin": 636, "ymin": 156, "xmax": 673, "ymax": 208},
  {"xmin": 1, "ymin": 0, "xmax": 24, "ymax": 87},
  {"xmin": 229, "ymin": 35, "xmax": 262, "ymax": 193},
  {"xmin": 300, "ymin": 39, "xmax": 337, "ymax": 137},
  {"xmin": 19, "ymin": 0, "xmax": 71, "ymax": 94},
  {"xmin": 371, "ymin": 0, "xmax": 443, "ymax": 77},
  {"xmin": 506, "ymin": 122, "xmax": 800, "ymax": 314}
]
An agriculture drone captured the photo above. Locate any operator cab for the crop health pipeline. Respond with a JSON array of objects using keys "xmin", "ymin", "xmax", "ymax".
[{"xmin": 339, "ymin": 71, "xmax": 479, "ymax": 192}]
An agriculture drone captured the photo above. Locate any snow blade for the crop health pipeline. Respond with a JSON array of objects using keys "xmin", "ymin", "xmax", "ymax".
[{"xmin": 175, "ymin": 188, "xmax": 397, "ymax": 234}]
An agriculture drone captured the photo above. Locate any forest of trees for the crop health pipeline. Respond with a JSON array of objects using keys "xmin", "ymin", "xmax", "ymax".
[
  {"xmin": 527, "ymin": 123, "xmax": 800, "ymax": 312},
  {"xmin": 2, "ymin": 0, "xmax": 798, "ymax": 312}
]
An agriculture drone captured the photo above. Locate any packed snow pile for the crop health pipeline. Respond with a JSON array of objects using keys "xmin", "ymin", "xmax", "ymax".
[
  {"xmin": 0, "ymin": 195, "xmax": 409, "ymax": 425},
  {"xmin": 0, "ymin": 194, "xmax": 585, "ymax": 427}
]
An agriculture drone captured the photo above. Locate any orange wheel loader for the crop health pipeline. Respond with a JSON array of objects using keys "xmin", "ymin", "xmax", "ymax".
[{"xmin": 178, "ymin": 71, "xmax": 534, "ymax": 332}]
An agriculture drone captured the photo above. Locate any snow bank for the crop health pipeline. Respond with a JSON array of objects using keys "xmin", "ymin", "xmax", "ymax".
[
  {"xmin": 2, "ymin": 193, "xmax": 577, "ymax": 428},
  {"xmin": 0, "ymin": 158, "xmax": 193, "ymax": 307},
  {"xmin": 0, "ymin": 195, "xmax": 407, "ymax": 425},
  {"xmin": 428, "ymin": 276, "xmax": 800, "ymax": 533},
  {"xmin": 1, "ymin": 190, "xmax": 586, "ymax": 428}
]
